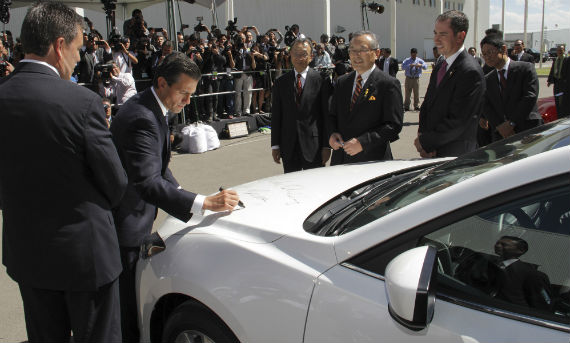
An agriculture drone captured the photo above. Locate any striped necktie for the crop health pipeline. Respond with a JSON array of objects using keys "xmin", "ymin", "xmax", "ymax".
[
  {"xmin": 296, "ymin": 73, "xmax": 303, "ymax": 105},
  {"xmin": 351, "ymin": 75, "xmax": 363, "ymax": 110}
]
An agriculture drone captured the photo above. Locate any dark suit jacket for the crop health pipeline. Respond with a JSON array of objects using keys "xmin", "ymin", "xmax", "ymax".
[
  {"xmin": 483, "ymin": 61, "xmax": 541, "ymax": 139},
  {"xmin": 560, "ymin": 57, "xmax": 570, "ymax": 117},
  {"xmin": 77, "ymin": 47, "xmax": 112, "ymax": 84},
  {"xmin": 516, "ymin": 52, "xmax": 535, "ymax": 64},
  {"xmin": 271, "ymin": 69, "xmax": 331, "ymax": 164},
  {"xmin": 328, "ymin": 68, "xmax": 403, "ymax": 165},
  {"xmin": 496, "ymin": 260, "xmax": 552, "ymax": 310},
  {"xmin": 376, "ymin": 56, "xmax": 399, "ymax": 77},
  {"xmin": 0, "ymin": 62, "xmax": 127, "ymax": 291},
  {"xmin": 111, "ymin": 88, "xmax": 196, "ymax": 247},
  {"xmin": 419, "ymin": 50, "xmax": 485, "ymax": 157}
]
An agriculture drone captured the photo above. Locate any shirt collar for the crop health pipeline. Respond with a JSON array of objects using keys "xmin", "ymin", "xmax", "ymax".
[
  {"xmin": 501, "ymin": 258, "xmax": 518, "ymax": 268},
  {"xmin": 20, "ymin": 59, "xmax": 60, "ymax": 77},
  {"xmin": 497, "ymin": 57, "xmax": 511, "ymax": 80},
  {"xmin": 356, "ymin": 64, "xmax": 376, "ymax": 82},
  {"xmin": 444, "ymin": 45, "xmax": 465, "ymax": 68},
  {"xmin": 517, "ymin": 51, "xmax": 524, "ymax": 60},
  {"xmin": 294, "ymin": 66, "xmax": 309, "ymax": 80},
  {"xmin": 151, "ymin": 86, "xmax": 168, "ymax": 117}
]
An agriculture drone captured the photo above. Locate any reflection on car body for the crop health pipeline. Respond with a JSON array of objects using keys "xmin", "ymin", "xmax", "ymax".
[{"xmin": 137, "ymin": 119, "xmax": 570, "ymax": 343}]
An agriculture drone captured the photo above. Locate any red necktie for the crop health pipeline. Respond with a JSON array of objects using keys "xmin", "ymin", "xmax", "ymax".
[
  {"xmin": 436, "ymin": 60, "xmax": 448, "ymax": 86},
  {"xmin": 499, "ymin": 69, "xmax": 507, "ymax": 95},
  {"xmin": 296, "ymin": 73, "xmax": 303, "ymax": 105},
  {"xmin": 351, "ymin": 75, "xmax": 363, "ymax": 110}
]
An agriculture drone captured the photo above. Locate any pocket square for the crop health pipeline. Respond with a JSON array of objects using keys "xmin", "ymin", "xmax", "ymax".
[{"xmin": 369, "ymin": 95, "xmax": 376, "ymax": 101}]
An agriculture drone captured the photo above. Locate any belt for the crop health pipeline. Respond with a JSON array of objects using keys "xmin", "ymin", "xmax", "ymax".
[{"xmin": 406, "ymin": 76, "xmax": 420, "ymax": 79}]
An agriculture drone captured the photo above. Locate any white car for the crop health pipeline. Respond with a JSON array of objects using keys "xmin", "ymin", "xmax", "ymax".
[{"xmin": 137, "ymin": 119, "xmax": 570, "ymax": 343}]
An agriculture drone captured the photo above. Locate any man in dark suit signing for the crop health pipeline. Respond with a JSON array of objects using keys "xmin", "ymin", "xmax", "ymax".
[
  {"xmin": 0, "ymin": 2, "xmax": 127, "ymax": 342},
  {"xmin": 328, "ymin": 31, "xmax": 403, "ymax": 165},
  {"xmin": 271, "ymin": 38, "xmax": 332, "ymax": 173},
  {"xmin": 376, "ymin": 47, "xmax": 399, "ymax": 77},
  {"xmin": 110, "ymin": 51, "xmax": 240, "ymax": 342},
  {"xmin": 480, "ymin": 34, "xmax": 542, "ymax": 142},
  {"xmin": 415, "ymin": 10, "xmax": 485, "ymax": 158}
]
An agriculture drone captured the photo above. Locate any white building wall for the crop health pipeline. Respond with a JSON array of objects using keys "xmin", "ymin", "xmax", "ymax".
[{"xmin": 5, "ymin": 0, "xmax": 489, "ymax": 61}]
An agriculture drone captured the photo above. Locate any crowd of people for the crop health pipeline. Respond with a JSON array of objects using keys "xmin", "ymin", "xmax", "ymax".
[{"xmin": 1, "ymin": 2, "xmax": 570, "ymax": 342}]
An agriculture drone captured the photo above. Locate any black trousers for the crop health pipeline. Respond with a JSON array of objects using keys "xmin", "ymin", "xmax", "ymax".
[
  {"xmin": 18, "ymin": 279, "xmax": 121, "ymax": 343},
  {"xmin": 282, "ymin": 140, "xmax": 323, "ymax": 173},
  {"xmin": 119, "ymin": 246, "xmax": 141, "ymax": 343}
]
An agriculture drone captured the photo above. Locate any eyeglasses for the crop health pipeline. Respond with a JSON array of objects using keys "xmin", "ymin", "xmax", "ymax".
[
  {"xmin": 514, "ymin": 43, "xmax": 522, "ymax": 47},
  {"xmin": 348, "ymin": 48, "xmax": 374, "ymax": 55}
]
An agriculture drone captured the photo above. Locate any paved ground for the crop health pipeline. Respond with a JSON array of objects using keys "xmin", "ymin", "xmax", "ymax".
[{"xmin": 0, "ymin": 64, "xmax": 553, "ymax": 342}]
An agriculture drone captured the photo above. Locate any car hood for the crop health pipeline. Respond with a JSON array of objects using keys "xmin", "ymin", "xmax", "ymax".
[{"xmin": 157, "ymin": 159, "xmax": 446, "ymax": 244}]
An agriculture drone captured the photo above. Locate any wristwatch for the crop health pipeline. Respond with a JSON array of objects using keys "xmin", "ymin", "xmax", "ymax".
[{"xmin": 509, "ymin": 121, "xmax": 516, "ymax": 127}]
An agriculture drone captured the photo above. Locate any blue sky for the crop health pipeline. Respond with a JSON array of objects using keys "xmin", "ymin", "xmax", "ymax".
[{"xmin": 489, "ymin": 0, "xmax": 570, "ymax": 33}]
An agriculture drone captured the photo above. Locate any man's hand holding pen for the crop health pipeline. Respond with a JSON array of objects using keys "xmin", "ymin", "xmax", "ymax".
[
  {"xmin": 329, "ymin": 133, "xmax": 363, "ymax": 156},
  {"xmin": 202, "ymin": 187, "xmax": 242, "ymax": 212}
]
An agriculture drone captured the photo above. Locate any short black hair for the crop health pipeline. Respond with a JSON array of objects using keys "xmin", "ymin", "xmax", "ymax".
[
  {"xmin": 436, "ymin": 10, "xmax": 469, "ymax": 36},
  {"xmin": 485, "ymin": 28, "xmax": 500, "ymax": 35},
  {"xmin": 500, "ymin": 236, "xmax": 528, "ymax": 255},
  {"xmin": 153, "ymin": 51, "xmax": 201, "ymax": 88},
  {"xmin": 384, "ymin": 47, "xmax": 391, "ymax": 54},
  {"xmin": 410, "ymin": 48, "xmax": 418, "ymax": 53},
  {"xmin": 480, "ymin": 34, "xmax": 505, "ymax": 50},
  {"xmin": 132, "ymin": 9, "xmax": 142, "ymax": 17},
  {"xmin": 20, "ymin": 1, "xmax": 83, "ymax": 56}
]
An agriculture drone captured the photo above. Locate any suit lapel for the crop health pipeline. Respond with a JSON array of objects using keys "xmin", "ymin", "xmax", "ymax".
[
  {"xmin": 144, "ymin": 88, "xmax": 170, "ymax": 164},
  {"xmin": 352, "ymin": 69, "xmax": 378, "ymax": 113},
  {"xmin": 299, "ymin": 69, "xmax": 317, "ymax": 112}
]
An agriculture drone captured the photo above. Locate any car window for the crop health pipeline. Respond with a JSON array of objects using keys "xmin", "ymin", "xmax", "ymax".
[
  {"xmin": 307, "ymin": 120, "xmax": 570, "ymax": 236},
  {"xmin": 421, "ymin": 185, "xmax": 570, "ymax": 325}
]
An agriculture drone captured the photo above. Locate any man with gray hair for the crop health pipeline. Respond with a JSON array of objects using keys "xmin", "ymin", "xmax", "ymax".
[
  {"xmin": 0, "ymin": 2, "xmax": 127, "ymax": 341},
  {"xmin": 328, "ymin": 31, "xmax": 403, "ymax": 164}
]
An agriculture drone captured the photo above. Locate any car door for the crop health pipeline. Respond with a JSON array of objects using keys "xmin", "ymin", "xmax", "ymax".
[{"xmin": 303, "ymin": 176, "xmax": 570, "ymax": 342}]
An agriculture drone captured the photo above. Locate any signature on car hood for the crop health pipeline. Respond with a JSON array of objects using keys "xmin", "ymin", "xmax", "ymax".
[{"xmin": 157, "ymin": 159, "xmax": 444, "ymax": 244}]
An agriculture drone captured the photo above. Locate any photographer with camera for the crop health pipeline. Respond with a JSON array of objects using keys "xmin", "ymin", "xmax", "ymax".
[
  {"xmin": 332, "ymin": 36, "xmax": 350, "ymax": 76},
  {"xmin": 0, "ymin": 38, "xmax": 14, "ymax": 77},
  {"xmin": 95, "ymin": 62, "xmax": 137, "ymax": 107},
  {"xmin": 132, "ymin": 36, "xmax": 152, "ymax": 81},
  {"xmin": 77, "ymin": 33, "xmax": 112, "ymax": 84},
  {"xmin": 251, "ymin": 42, "xmax": 269, "ymax": 113},
  {"xmin": 111, "ymin": 35, "xmax": 138, "ymax": 75},
  {"xmin": 284, "ymin": 24, "xmax": 300, "ymax": 47},
  {"xmin": 232, "ymin": 31, "xmax": 256, "ymax": 116},
  {"xmin": 124, "ymin": 9, "xmax": 148, "ymax": 42},
  {"xmin": 199, "ymin": 40, "xmax": 228, "ymax": 122},
  {"xmin": 217, "ymin": 34, "xmax": 236, "ymax": 118}
]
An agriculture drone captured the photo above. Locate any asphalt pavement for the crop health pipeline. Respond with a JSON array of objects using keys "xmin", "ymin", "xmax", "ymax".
[{"xmin": 0, "ymin": 63, "xmax": 553, "ymax": 342}]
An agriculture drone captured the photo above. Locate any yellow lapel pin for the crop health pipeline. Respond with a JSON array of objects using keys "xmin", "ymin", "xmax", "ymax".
[
  {"xmin": 369, "ymin": 95, "xmax": 376, "ymax": 101},
  {"xmin": 364, "ymin": 89, "xmax": 369, "ymax": 97}
]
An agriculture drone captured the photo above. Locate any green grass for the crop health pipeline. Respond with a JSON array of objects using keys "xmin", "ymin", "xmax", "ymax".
[{"xmin": 536, "ymin": 67, "xmax": 550, "ymax": 76}]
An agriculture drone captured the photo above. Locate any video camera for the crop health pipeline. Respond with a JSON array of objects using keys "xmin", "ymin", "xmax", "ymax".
[
  {"xmin": 194, "ymin": 16, "xmax": 208, "ymax": 32},
  {"xmin": 94, "ymin": 62, "xmax": 114, "ymax": 84},
  {"xmin": 284, "ymin": 24, "xmax": 298, "ymax": 47},
  {"xmin": 225, "ymin": 17, "xmax": 238, "ymax": 35},
  {"xmin": 109, "ymin": 34, "xmax": 129, "ymax": 51}
]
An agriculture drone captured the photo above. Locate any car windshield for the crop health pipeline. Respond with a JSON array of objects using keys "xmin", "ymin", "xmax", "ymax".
[{"xmin": 305, "ymin": 119, "xmax": 570, "ymax": 237}]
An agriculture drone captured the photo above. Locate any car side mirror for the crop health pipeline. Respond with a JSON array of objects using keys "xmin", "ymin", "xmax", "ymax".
[{"xmin": 385, "ymin": 245, "xmax": 437, "ymax": 331}]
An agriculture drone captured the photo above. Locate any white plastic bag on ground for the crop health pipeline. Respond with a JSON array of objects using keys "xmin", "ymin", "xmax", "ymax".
[
  {"xmin": 203, "ymin": 124, "xmax": 220, "ymax": 150},
  {"xmin": 179, "ymin": 123, "xmax": 219, "ymax": 154}
]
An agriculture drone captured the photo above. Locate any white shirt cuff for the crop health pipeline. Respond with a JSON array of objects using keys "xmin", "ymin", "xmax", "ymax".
[
  {"xmin": 191, "ymin": 194, "xmax": 206, "ymax": 215},
  {"xmin": 271, "ymin": 145, "xmax": 280, "ymax": 150}
]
